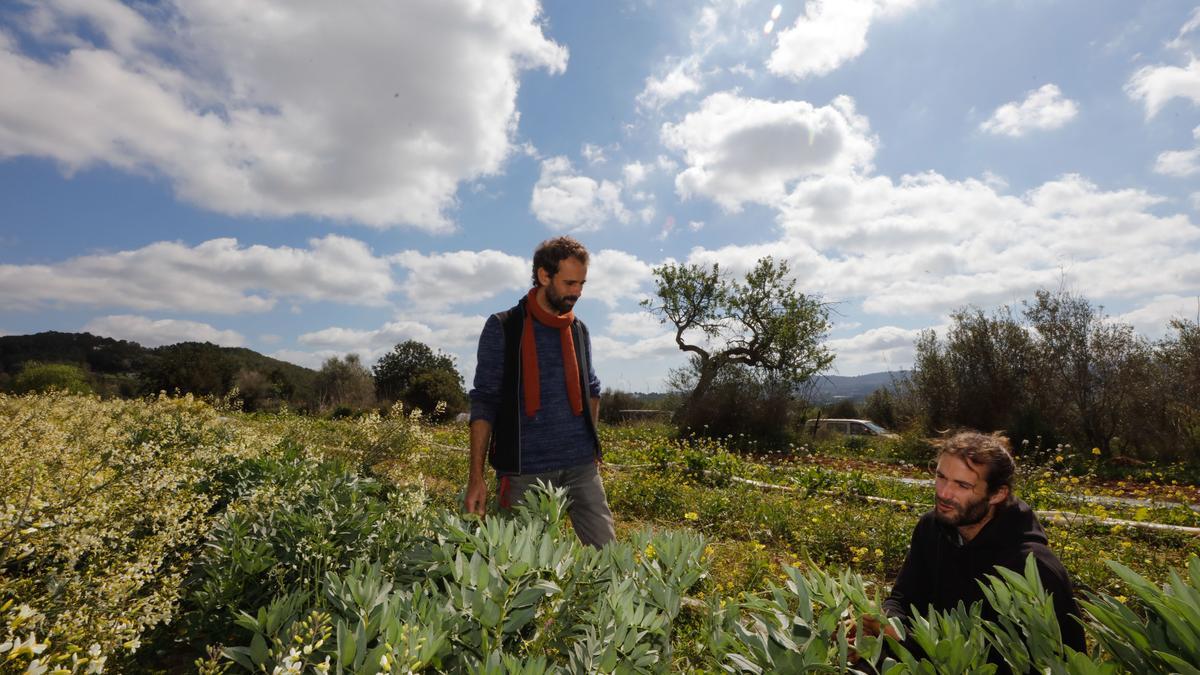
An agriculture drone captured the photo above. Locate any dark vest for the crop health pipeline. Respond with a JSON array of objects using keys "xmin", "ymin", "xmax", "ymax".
[{"xmin": 488, "ymin": 296, "xmax": 602, "ymax": 474}]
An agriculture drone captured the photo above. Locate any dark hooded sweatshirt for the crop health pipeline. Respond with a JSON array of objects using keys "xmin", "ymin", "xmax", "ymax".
[{"xmin": 883, "ymin": 498, "xmax": 1087, "ymax": 660}]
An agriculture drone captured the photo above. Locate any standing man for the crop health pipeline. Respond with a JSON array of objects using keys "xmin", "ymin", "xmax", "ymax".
[
  {"xmin": 850, "ymin": 431, "xmax": 1086, "ymax": 660},
  {"xmin": 464, "ymin": 236, "xmax": 615, "ymax": 548}
]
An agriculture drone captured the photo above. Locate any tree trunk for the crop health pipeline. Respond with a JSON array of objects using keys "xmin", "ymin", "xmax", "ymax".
[{"xmin": 677, "ymin": 356, "xmax": 722, "ymax": 425}]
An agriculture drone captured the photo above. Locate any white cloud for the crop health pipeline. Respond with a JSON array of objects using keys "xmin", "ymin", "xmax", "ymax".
[
  {"xmin": 294, "ymin": 312, "xmax": 486, "ymax": 371},
  {"xmin": 1116, "ymin": 294, "xmax": 1200, "ymax": 338},
  {"xmin": 391, "ymin": 249, "xmax": 529, "ymax": 310},
  {"xmin": 582, "ymin": 143, "xmax": 607, "ymax": 164},
  {"xmin": 83, "ymin": 314, "xmax": 245, "ymax": 348},
  {"xmin": 1153, "ymin": 125, "xmax": 1200, "ymax": 177},
  {"xmin": 829, "ymin": 325, "xmax": 922, "ymax": 351},
  {"xmin": 637, "ymin": 56, "xmax": 703, "ymax": 110},
  {"xmin": 590, "ymin": 333, "xmax": 679, "ymax": 362},
  {"xmin": 0, "ymin": 0, "xmax": 567, "ymax": 230},
  {"xmin": 283, "ymin": 310, "xmax": 489, "ymax": 380},
  {"xmin": 767, "ymin": 0, "xmax": 923, "ymax": 80},
  {"xmin": 729, "ymin": 63, "xmax": 756, "ymax": 79},
  {"xmin": 270, "ymin": 349, "xmax": 341, "ymax": 371},
  {"xmin": 530, "ymin": 156, "xmax": 631, "ymax": 231},
  {"xmin": 682, "ymin": 171, "xmax": 1200, "ymax": 320},
  {"xmin": 623, "ymin": 161, "xmax": 650, "ymax": 187},
  {"xmin": 0, "ymin": 235, "xmax": 395, "ymax": 313},
  {"xmin": 662, "ymin": 92, "xmax": 876, "ymax": 210},
  {"xmin": 1127, "ymin": 57, "xmax": 1200, "ymax": 118},
  {"xmin": 828, "ymin": 325, "xmax": 924, "ymax": 374},
  {"xmin": 606, "ymin": 311, "xmax": 671, "ymax": 339},
  {"xmin": 1166, "ymin": 7, "xmax": 1200, "ymax": 52},
  {"xmin": 583, "ymin": 249, "xmax": 654, "ymax": 309},
  {"xmin": 980, "ymin": 84, "xmax": 1080, "ymax": 137},
  {"xmin": 1155, "ymin": 148, "xmax": 1200, "ymax": 176}
]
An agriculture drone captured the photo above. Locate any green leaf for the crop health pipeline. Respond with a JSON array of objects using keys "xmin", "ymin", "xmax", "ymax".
[
  {"xmin": 501, "ymin": 606, "xmax": 536, "ymax": 634},
  {"xmin": 249, "ymin": 632, "xmax": 268, "ymax": 666}
]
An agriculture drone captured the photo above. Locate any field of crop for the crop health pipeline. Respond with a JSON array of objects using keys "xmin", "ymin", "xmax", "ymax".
[{"xmin": 2, "ymin": 392, "xmax": 1199, "ymax": 673}]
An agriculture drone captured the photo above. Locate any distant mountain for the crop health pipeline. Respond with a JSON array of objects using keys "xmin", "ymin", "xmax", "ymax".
[
  {"xmin": 0, "ymin": 331, "xmax": 318, "ymax": 404},
  {"xmin": 806, "ymin": 371, "xmax": 909, "ymax": 403}
]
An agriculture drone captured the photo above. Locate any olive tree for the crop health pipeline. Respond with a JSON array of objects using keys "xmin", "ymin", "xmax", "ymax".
[
  {"xmin": 1024, "ymin": 289, "xmax": 1154, "ymax": 457},
  {"xmin": 316, "ymin": 354, "xmax": 376, "ymax": 411},
  {"xmin": 641, "ymin": 256, "xmax": 832, "ymax": 421}
]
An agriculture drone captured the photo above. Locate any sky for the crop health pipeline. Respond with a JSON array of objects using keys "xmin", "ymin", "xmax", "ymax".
[{"xmin": 1, "ymin": 0, "xmax": 1199, "ymax": 393}]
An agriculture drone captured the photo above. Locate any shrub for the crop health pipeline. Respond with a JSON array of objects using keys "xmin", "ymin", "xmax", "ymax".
[
  {"xmin": 403, "ymin": 368, "xmax": 467, "ymax": 421},
  {"xmin": 599, "ymin": 388, "xmax": 642, "ymax": 425},
  {"xmin": 672, "ymin": 363, "xmax": 795, "ymax": 450},
  {"xmin": 0, "ymin": 392, "xmax": 257, "ymax": 670},
  {"xmin": 9, "ymin": 361, "xmax": 92, "ymax": 395}
]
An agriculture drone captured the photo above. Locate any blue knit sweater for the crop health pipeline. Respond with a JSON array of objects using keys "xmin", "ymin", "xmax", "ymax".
[{"xmin": 469, "ymin": 313, "xmax": 601, "ymax": 474}]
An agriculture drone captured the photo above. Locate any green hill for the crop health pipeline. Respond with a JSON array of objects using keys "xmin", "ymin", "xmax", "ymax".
[{"xmin": 0, "ymin": 331, "xmax": 318, "ymax": 407}]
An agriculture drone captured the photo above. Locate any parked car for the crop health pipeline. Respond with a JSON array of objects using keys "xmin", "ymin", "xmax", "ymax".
[{"xmin": 803, "ymin": 418, "xmax": 898, "ymax": 440}]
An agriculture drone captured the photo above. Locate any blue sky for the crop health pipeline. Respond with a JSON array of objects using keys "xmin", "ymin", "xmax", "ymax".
[{"xmin": 2, "ymin": 0, "xmax": 1199, "ymax": 392}]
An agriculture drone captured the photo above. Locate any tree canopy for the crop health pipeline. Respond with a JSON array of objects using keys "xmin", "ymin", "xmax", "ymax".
[
  {"xmin": 316, "ymin": 354, "xmax": 376, "ymax": 411},
  {"xmin": 641, "ymin": 256, "xmax": 832, "ymax": 417},
  {"xmin": 11, "ymin": 362, "xmax": 93, "ymax": 395},
  {"xmin": 373, "ymin": 340, "xmax": 466, "ymax": 419}
]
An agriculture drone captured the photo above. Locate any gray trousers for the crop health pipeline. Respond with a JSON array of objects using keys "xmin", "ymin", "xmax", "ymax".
[{"xmin": 498, "ymin": 462, "xmax": 616, "ymax": 548}]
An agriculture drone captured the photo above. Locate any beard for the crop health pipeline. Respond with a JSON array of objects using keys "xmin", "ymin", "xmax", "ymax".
[
  {"xmin": 934, "ymin": 493, "xmax": 992, "ymax": 528},
  {"xmin": 546, "ymin": 285, "xmax": 578, "ymax": 314}
]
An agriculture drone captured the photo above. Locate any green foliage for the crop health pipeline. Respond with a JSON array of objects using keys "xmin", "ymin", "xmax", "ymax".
[
  {"xmin": 642, "ymin": 256, "xmax": 832, "ymax": 431},
  {"xmin": 405, "ymin": 368, "xmax": 468, "ymax": 421},
  {"xmin": 824, "ymin": 398, "xmax": 860, "ymax": 419},
  {"xmin": 146, "ymin": 341, "xmax": 239, "ymax": 396},
  {"xmin": 669, "ymin": 359, "xmax": 797, "ymax": 449},
  {"xmin": 9, "ymin": 361, "xmax": 92, "ymax": 395},
  {"xmin": 1081, "ymin": 557, "xmax": 1200, "ymax": 674},
  {"xmin": 863, "ymin": 387, "xmax": 898, "ymax": 431},
  {"xmin": 710, "ymin": 563, "xmax": 887, "ymax": 673},
  {"xmin": 317, "ymin": 354, "xmax": 376, "ymax": 412},
  {"xmin": 599, "ymin": 388, "xmax": 642, "ymax": 425},
  {"xmin": 0, "ymin": 331, "xmax": 147, "ymax": 378},
  {"xmin": 1152, "ymin": 319, "xmax": 1200, "ymax": 462},
  {"xmin": 7, "ymin": 394, "xmax": 1200, "ymax": 672},
  {"xmin": 0, "ymin": 392, "xmax": 258, "ymax": 670},
  {"xmin": 979, "ymin": 555, "xmax": 1095, "ymax": 674},
  {"xmin": 889, "ymin": 602, "xmax": 997, "ymax": 674},
  {"xmin": 200, "ymin": 482, "xmax": 707, "ymax": 672},
  {"xmin": 905, "ymin": 289, "xmax": 1195, "ymax": 465},
  {"xmin": 373, "ymin": 340, "xmax": 466, "ymax": 421}
]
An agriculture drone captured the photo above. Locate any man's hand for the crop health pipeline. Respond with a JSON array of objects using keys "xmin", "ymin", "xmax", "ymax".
[
  {"xmin": 844, "ymin": 614, "xmax": 899, "ymax": 663},
  {"xmin": 465, "ymin": 418, "xmax": 492, "ymax": 517},
  {"xmin": 464, "ymin": 474, "xmax": 488, "ymax": 517}
]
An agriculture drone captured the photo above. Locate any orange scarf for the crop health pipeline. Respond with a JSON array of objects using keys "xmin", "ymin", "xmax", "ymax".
[{"xmin": 521, "ymin": 287, "xmax": 583, "ymax": 417}]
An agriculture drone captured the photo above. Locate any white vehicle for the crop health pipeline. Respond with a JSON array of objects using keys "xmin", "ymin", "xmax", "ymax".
[{"xmin": 803, "ymin": 418, "xmax": 898, "ymax": 440}]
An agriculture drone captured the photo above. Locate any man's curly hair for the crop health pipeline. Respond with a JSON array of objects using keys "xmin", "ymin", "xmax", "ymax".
[{"xmin": 531, "ymin": 236, "xmax": 590, "ymax": 287}]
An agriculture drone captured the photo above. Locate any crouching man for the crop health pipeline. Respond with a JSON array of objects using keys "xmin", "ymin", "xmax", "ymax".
[{"xmin": 851, "ymin": 431, "xmax": 1086, "ymax": 663}]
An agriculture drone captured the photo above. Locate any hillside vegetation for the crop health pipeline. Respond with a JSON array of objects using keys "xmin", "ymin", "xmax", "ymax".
[{"xmin": 2, "ymin": 392, "xmax": 1198, "ymax": 673}]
